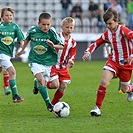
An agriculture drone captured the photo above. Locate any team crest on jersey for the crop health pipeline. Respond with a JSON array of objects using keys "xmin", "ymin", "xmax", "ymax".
[
  {"xmin": 1, "ymin": 36, "xmax": 13, "ymax": 45},
  {"xmin": 34, "ymin": 45, "xmax": 47, "ymax": 54}
]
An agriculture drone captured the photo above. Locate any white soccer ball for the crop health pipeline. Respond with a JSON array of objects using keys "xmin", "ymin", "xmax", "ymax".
[{"xmin": 53, "ymin": 102, "xmax": 70, "ymax": 118}]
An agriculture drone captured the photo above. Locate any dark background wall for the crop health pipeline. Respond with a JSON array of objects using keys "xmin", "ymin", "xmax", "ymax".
[{"xmin": 76, "ymin": 41, "xmax": 107, "ymax": 61}]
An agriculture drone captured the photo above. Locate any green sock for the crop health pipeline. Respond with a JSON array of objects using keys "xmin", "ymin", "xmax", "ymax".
[
  {"xmin": 38, "ymin": 86, "xmax": 50, "ymax": 107},
  {"xmin": 34, "ymin": 78, "xmax": 38, "ymax": 88},
  {"xmin": 9, "ymin": 79, "xmax": 18, "ymax": 97}
]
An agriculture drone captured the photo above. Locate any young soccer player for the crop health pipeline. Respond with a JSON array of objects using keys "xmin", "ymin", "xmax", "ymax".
[
  {"xmin": 82, "ymin": 7, "xmax": 133, "ymax": 116},
  {"xmin": 0, "ymin": 17, "xmax": 11, "ymax": 95},
  {"xmin": 105, "ymin": 21, "xmax": 126, "ymax": 94},
  {"xmin": 0, "ymin": 7, "xmax": 24, "ymax": 102},
  {"xmin": 15, "ymin": 12, "xmax": 64, "ymax": 112},
  {"xmin": 45, "ymin": 17, "xmax": 77, "ymax": 105}
]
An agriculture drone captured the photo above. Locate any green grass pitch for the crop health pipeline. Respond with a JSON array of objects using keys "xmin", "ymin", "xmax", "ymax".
[{"xmin": 0, "ymin": 61, "xmax": 132, "ymax": 133}]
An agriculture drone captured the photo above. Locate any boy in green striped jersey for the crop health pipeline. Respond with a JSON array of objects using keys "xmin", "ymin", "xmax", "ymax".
[
  {"xmin": 0, "ymin": 7, "xmax": 24, "ymax": 102},
  {"xmin": 16, "ymin": 12, "xmax": 64, "ymax": 112}
]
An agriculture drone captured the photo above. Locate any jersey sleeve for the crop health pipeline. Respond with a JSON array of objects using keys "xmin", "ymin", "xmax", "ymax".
[
  {"xmin": 121, "ymin": 26, "xmax": 133, "ymax": 44},
  {"xmin": 25, "ymin": 29, "xmax": 31, "ymax": 41}
]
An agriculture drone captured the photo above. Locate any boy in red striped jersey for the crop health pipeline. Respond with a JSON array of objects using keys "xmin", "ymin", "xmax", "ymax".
[
  {"xmin": 46, "ymin": 17, "xmax": 77, "ymax": 105},
  {"xmin": 82, "ymin": 7, "xmax": 133, "ymax": 116},
  {"xmin": 105, "ymin": 21, "xmax": 126, "ymax": 94}
]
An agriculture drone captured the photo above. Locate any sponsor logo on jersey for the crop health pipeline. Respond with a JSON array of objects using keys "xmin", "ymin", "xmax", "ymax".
[
  {"xmin": 34, "ymin": 45, "xmax": 47, "ymax": 54},
  {"xmin": 31, "ymin": 37, "xmax": 47, "ymax": 42},
  {"xmin": 0, "ymin": 31, "xmax": 14, "ymax": 35},
  {"xmin": 1, "ymin": 36, "xmax": 13, "ymax": 45}
]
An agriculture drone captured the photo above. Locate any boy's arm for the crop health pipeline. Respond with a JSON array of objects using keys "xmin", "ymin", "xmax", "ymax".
[
  {"xmin": 20, "ymin": 40, "xmax": 24, "ymax": 48},
  {"xmin": 105, "ymin": 46, "xmax": 110, "ymax": 55},
  {"xmin": 15, "ymin": 40, "xmax": 29, "ymax": 58},
  {"xmin": 68, "ymin": 42, "xmax": 77, "ymax": 68},
  {"xmin": 82, "ymin": 35, "xmax": 106, "ymax": 61},
  {"xmin": 121, "ymin": 26, "xmax": 133, "ymax": 43}
]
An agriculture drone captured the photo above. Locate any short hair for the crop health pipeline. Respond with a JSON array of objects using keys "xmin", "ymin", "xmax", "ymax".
[
  {"xmin": 0, "ymin": 6, "xmax": 14, "ymax": 18},
  {"xmin": 62, "ymin": 17, "xmax": 75, "ymax": 26},
  {"xmin": 103, "ymin": 7, "xmax": 118, "ymax": 23},
  {"xmin": 38, "ymin": 12, "xmax": 52, "ymax": 22}
]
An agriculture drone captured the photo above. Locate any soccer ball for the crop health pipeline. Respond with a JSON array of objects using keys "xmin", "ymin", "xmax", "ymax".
[{"xmin": 53, "ymin": 102, "xmax": 70, "ymax": 118}]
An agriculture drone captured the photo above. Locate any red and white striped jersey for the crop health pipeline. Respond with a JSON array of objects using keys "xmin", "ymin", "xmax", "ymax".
[
  {"xmin": 55, "ymin": 32, "xmax": 77, "ymax": 69},
  {"xmin": 85, "ymin": 25, "xmax": 133, "ymax": 64}
]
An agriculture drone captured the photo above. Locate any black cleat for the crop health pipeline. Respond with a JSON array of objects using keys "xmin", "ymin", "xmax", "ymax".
[
  {"xmin": 47, "ymin": 103, "xmax": 54, "ymax": 112},
  {"xmin": 13, "ymin": 94, "xmax": 24, "ymax": 103},
  {"xmin": 33, "ymin": 87, "xmax": 38, "ymax": 95}
]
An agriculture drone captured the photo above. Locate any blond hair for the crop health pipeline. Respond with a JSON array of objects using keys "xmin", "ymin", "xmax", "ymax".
[{"xmin": 62, "ymin": 17, "xmax": 75, "ymax": 26}]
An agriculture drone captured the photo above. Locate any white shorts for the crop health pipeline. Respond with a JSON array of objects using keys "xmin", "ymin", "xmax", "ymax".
[
  {"xmin": 0, "ymin": 54, "xmax": 13, "ymax": 70},
  {"xmin": 29, "ymin": 63, "xmax": 52, "ymax": 82}
]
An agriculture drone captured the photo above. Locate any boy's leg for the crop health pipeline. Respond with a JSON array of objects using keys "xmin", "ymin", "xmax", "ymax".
[
  {"xmin": 118, "ymin": 80, "xmax": 121, "ymax": 91},
  {"xmin": 31, "ymin": 64, "xmax": 53, "ymax": 111},
  {"xmin": 121, "ymin": 70, "xmax": 133, "ymax": 101},
  {"xmin": 38, "ymin": 86, "xmax": 53, "ymax": 112},
  {"xmin": 118, "ymin": 80, "xmax": 124, "ymax": 94},
  {"xmin": 33, "ymin": 78, "xmax": 38, "ymax": 94},
  {"xmin": 96, "ymin": 85, "xmax": 106, "ymax": 109},
  {"xmin": 9, "ymin": 79, "xmax": 24, "ymax": 103},
  {"xmin": 3, "ymin": 71, "xmax": 11, "ymax": 95},
  {"xmin": 50, "ymin": 71, "xmax": 69, "ymax": 104},
  {"xmin": 47, "ymin": 80, "xmax": 59, "ymax": 90},
  {"xmin": 9, "ymin": 79, "xmax": 18, "ymax": 96},
  {"xmin": 90, "ymin": 85, "xmax": 106, "ymax": 116},
  {"xmin": 47, "ymin": 81, "xmax": 52, "ymax": 89},
  {"xmin": 127, "ymin": 84, "xmax": 133, "ymax": 102},
  {"xmin": 51, "ymin": 89, "xmax": 64, "ymax": 105}
]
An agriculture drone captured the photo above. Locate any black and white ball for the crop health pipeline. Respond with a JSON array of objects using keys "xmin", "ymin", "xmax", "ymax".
[{"xmin": 53, "ymin": 102, "xmax": 70, "ymax": 118}]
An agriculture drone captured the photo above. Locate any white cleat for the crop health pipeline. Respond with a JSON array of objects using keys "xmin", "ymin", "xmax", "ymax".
[
  {"xmin": 127, "ymin": 92, "xmax": 133, "ymax": 102},
  {"xmin": 90, "ymin": 106, "xmax": 101, "ymax": 116}
]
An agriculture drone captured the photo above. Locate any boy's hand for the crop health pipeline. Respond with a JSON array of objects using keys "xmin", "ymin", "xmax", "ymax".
[
  {"xmin": 127, "ymin": 55, "xmax": 133, "ymax": 65},
  {"xmin": 68, "ymin": 60, "xmax": 74, "ymax": 68},
  {"xmin": 82, "ymin": 53, "xmax": 90, "ymax": 61},
  {"xmin": 15, "ymin": 50, "xmax": 24, "ymax": 58},
  {"xmin": 46, "ymin": 40, "xmax": 54, "ymax": 48}
]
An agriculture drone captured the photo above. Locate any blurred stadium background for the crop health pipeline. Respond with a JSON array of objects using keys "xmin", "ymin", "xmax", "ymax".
[{"xmin": 0, "ymin": 0, "xmax": 128, "ymax": 61}]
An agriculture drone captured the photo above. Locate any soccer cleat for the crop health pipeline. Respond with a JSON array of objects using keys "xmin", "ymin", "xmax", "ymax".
[
  {"xmin": 13, "ymin": 94, "xmax": 24, "ymax": 103},
  {"xmin": 90, "ymin": 106, "xmax": 101, "ymax": 116},
  {"xmin": 118, "ymin": 89, "xmax": 124, "ymax": 94},
  {"xmin": 33, "ymin": 87, "xmax": 38, "ymax": 95},
  {"xmin": 47, "ymin": 103, "xmax": 54, "ymax": 112},
  {"xmin": 4, "ymin": 87, "xmax": 11, "ymax": 95},
  {"xmin": 127, "ymin": 92, "xmax": 133, "ymax": 102}
]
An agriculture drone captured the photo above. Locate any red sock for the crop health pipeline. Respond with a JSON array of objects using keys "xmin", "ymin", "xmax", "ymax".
[
  {"xmin": 47, "ymin": 82, "xmax": 52, "ymax": 89},
  {"xmin": 51, "ymin": 89, "xmax": 64, "ymax": 105},
  {"xmin": 96, "ymin": 85, "xmax": 106, "ymax": 109},
  {"xmin": 128, "ymin": 85, "xmax": 133, "ymax": 92},
  {"xmin": 3, "ymin": 73, "xmax": 9, "ymax": 89}
]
